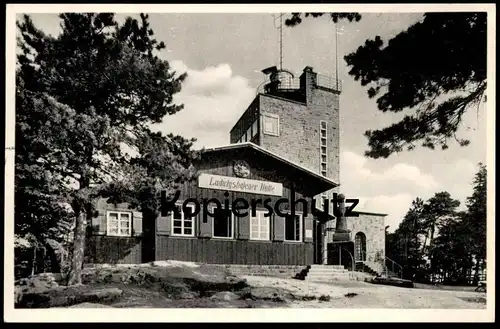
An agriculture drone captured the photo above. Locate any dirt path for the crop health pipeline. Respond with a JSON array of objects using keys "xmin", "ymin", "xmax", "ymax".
[{"xmin": 242, "ymin": 276, "xmax": 487, "ymax": 309}]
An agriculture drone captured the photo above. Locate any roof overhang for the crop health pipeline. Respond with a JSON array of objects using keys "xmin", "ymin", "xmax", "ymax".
[
  {"xmin": 200, "ymin": 142, "xmax": 339, "ymax": 194},
  {"xmin": 314, "ymin": 208, "xmax": 389, "ymax": 222}
]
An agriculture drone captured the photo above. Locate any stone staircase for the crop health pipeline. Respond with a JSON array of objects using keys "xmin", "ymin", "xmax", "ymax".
[
  {"xmin": 298, "ymin": 265, "xmax": 372, "ymax": 282},
  {"xmin": 207, "ymin": 264, "xmax": 376, "ymax": 282},
  {"xmin": 304, "ymin": 265, "xmax": 351, "ymax": 282},
  {"xmin": 383, "ymin": 268, "xmax": 400, "ymax": 278},
  {"xmin": 356, "ymin": 260, "xmax": 401, "ymax": 278},
  {"xmin": 357, "ymin": 261, "xmax": 384, "ymax": 276}
]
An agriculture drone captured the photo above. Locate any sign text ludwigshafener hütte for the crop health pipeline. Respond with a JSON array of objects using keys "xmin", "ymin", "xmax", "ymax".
[{"xmin": 198, "ymin": 173, "xmax": 283, "ymax": 197}]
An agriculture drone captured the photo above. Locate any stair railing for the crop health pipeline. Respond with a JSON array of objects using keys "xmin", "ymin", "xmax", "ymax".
[
  {"xmin": 384, "ymin": 256, "xmax": 403, "ymax": 278},
  {"xmin": 339, "ymin": 246, "xmax": 355, "ymax": 273},
  {"xmin": 319, "ymin": 247, "xmax": 355, "ymax": 272}
]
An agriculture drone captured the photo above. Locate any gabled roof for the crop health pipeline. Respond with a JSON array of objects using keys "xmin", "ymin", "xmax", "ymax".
[{"xmin": 201, "ymin": 142, "xmax": 339, "ymax": 194}]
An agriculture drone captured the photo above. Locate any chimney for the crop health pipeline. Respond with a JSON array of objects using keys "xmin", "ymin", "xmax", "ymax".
[{"xmin": 299, "ymin": 66, "xmax": 317, "ymax": 104}]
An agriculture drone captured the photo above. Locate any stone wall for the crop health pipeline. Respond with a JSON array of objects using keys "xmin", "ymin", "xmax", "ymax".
[
  {"xmin": 207, "ymin": 264, "xmax": 308, "ymax": 278},
  {"xmin": 350, "ymin": 213, "xmax": 386, "ymax": 263},
  {"xmin": 325, "ymin": 212, "xmax": 386, "ymax": 263}
]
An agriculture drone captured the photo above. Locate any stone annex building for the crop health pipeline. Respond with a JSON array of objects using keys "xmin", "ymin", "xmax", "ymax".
[{"xmin": 88, "ymin": 66, "xmax": 389, "ymax": 278}]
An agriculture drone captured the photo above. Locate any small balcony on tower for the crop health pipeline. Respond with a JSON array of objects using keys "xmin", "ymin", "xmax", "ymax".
[{"xmin": 256, "ymin": 66, "xmax": 342, "ymax": 103}]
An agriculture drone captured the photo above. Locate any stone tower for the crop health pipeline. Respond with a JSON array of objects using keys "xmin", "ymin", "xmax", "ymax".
[{"xmin": 229, "ymin": 66, "xmax": 341, "ymax": 206}]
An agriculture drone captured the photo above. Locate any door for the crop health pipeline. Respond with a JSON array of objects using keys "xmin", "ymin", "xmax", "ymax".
[
  {"xmin": 313, "ymin": 219, "xmax": 323, "ymax": 264},
  {"xmin": 354, "ymin": 232, "xmax": 367, "ymax": 262}
]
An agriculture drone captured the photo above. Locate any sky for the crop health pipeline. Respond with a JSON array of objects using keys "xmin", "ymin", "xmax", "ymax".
[{"xmin": 23, "ymin": 12, "xmax": 487, "ymax": 232}]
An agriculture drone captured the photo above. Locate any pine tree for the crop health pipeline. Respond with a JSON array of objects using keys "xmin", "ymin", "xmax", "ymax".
[
  {"xmin": 421, "ymin": 192, "xmax": 461, "ymax": 255},
  {"xmin": 386, "ymin": 198, "xmax": 427, "ymax": 280},
  {"xmin": 16, "ymin": 13, "xmax": 198, "ymax": 284},
  {"xmin": 464, "ymin": 163, "xmax": 487, "ymax": 281},
  {"xmin": 286, "ymin": 12, "xmax": 486, "ymax": 158}
]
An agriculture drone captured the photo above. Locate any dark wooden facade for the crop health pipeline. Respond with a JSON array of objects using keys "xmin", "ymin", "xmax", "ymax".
[
  {"xmin": 229, "ymin": 97, "xmax": 260, "ymax": 144},
  {"xmin": 87, "ymin": 144, "xmax": 335, "ymax": 265},
  {"xmin": 85, "ymin": 200, "xmax": 145, "ymax": 265},
  {"xmin": 155, "ymin": 238, "xmax": 314, "ymax": 265}
]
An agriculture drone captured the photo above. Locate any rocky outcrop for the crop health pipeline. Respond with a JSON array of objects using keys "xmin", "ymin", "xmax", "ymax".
[
  {"xmin": 15, "ymin": 273, "xmax": 62, "ymax": 307},
  {"xmin": 369, "ymin": 276, "xmax": 414, "ymax": 288},
  {"xmin": 15, "ymin": 262, "xmax": 336, "ymax": 308},
  {"xmin": 81, "ymin": 263, "xmax": 249, "ymax": 298},
  {"xmin": 16, "ymin": 287, "xmax": 123, "ymax": 308}
]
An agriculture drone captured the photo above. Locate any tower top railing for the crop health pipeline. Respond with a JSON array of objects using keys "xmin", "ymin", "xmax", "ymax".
[
  {"xmin": 256, "ymin": 76, "xmax": 301, "ymax": 94},
  {"xmin": 256, "ymin": 71, "xmax": 342, "ymax": 95},
  {"xmin": 316, "ymin": 73, "xmax": 342, "ymax": 93}
]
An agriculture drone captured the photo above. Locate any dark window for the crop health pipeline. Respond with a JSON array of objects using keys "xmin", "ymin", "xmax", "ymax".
[
  {"xmin": 245, "ymin": 128, "xmax": 251, "ymax": 142},
  {"xmin": 213, "ymin": 207, "xmax": 233, "ymax": 238},
  {"xmin": 252, "ymin": 120, "xmax": 259, "ymax": 138},
  {"xmin": 285, "ymin": 214, "xmax": 302, "ymax": 242},
  {"xmin": 355, "ymin": 232, "xmax": 367, "ymax": 261}
]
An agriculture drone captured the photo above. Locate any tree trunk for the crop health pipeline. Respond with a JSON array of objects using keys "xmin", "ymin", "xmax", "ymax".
[
  {"xmin": 423, "ymin": 231, "xmax": 429, "ymax": 253},
  {"xmin": 67, "ymin": 209, "xmax": 87, "ymax": 285},
  {"xmin": 428, "ymin": 224, "xmax": 436, "ymax": 251},
  {"xmin": 31, "ymin": 247, "xmax": 36, "ymax": 276}
]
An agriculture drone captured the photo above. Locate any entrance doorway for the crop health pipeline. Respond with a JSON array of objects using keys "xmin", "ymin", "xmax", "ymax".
[
  {"xmin": 313, "ymin": 219, "xmax": 323, "ymax": 264},
  {"xmin": 354, "ymin": 232, "xmax": 367, "ymax": 262}
]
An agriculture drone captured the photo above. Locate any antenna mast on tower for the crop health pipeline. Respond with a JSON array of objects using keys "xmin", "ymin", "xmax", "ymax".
[
  {"xmin": 273, "ymin": 13, "xmax": 285, "ymax": 70},
  {"xmin": 335, "ymin": 22, "xmax": 339, "ymax": 91}
]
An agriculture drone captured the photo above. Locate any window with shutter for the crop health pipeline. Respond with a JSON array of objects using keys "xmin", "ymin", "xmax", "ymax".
[
  {"xmin": 250, "ymin": 210, "xmax": 270, "ymax": 240},
  {"xmin": 171, "ymin": 204, "xmax": 195, "ymax": 237},
  {"xmin": 107, "ymin": 211, "xmax": 132, "ymax": 237},
  {"xmin": 262, "ymin": 113, "xmax": 279, "ymax": 136}
]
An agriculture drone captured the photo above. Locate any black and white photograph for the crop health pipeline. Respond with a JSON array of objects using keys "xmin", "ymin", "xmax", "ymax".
[{"xmin": 4, "ymin": 3, "xmax": 495, "ymax": 322}]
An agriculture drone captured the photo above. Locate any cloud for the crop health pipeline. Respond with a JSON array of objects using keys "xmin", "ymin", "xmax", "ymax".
[
  {"xmin": 357, "ymin": 194, "xmax": 415, "ymax": 232},
  {"xmin": 340, "ymin": 151, "xmax": 439, "ymax": 232},
  {"xmin": 429, "ymin": 158, "xmax": 478, "ymax": 209},
  {"xmin": 156, "ymin": 60, "xmax": 255, "ymax": 148},
  {"xmin": 341, "ymin": 150, "xmax": 479, "ymax": 232},
  {"xmin": 341, "ymin": 151, "xmax": 438, "ymax": 190}
]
